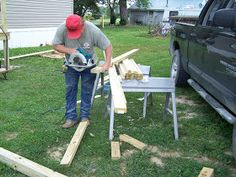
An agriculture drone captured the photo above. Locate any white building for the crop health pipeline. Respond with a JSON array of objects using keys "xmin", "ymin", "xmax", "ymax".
[
  {"xmin": 0, "ymin": 0, "xmax": 73, "ymax": 48},
  {"xmin": 128, "ymin": 0, "xmax": 206, "ymax": 25}
]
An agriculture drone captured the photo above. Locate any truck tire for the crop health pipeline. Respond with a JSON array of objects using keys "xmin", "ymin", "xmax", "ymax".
[
  {"xmin": 171, "ymin": 50, "xmax": 189, "ymax": 86},
  {"xmin": 233, "ymin": 123, "xmax": 236, "ymax": 160}
]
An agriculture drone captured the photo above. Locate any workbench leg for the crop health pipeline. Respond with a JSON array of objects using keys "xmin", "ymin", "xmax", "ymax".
[
  {"xmin": 103, "ymin": 90, "xmax": 111, "ymax": 119},
  {"xmin": 91, "ymin": 73, "xmax": 100, "ymax": 106},
  {"xmin": 163, "ymin": 93, "xmax": 170, "ymax": 122},
  {"xmin": 109, "ymin": 96, "xmax": 115, "ymax": 140},
  {"xmin": 143, "ymin": 92, "xmax": 148, "ymax": 118},
  {"xmin": 171, "ymin": 92, "xmax": 179, "ymax": 140},
  {"xmin": 100, "ymin": 73, "xmax": 104, "ymax": 97}
]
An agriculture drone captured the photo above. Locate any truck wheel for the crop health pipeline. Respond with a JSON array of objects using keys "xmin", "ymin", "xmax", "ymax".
[
  {"xmin": 171, "ymin": 50, "xmax": 189, "ymax": 86},
  {"xmin": 233, "ymin": 123, "xmax": 236, "ymax": 160}
]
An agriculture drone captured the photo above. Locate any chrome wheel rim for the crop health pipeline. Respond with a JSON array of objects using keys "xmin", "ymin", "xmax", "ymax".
[{"xmin": 171, "ymin": 55, "xmax": 178, "ymax": 80}]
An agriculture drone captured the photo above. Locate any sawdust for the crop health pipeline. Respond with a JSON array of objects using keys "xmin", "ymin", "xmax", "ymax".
[
  {"xmin": 122, "ymin": 149, "xmax": 138, "ymax": 158},
  {"xmin": 47, "ymin": 144, "xmax": 67, "ymax": 162},
  {"xmin": 180, "ymin": 112, "xmax": 198, "ymax": 120},
  {"xmin": 147, "ymin": 145, "xmax": 181, "ymax": 158},
  {"xmin": 224, "ymin": 150, "xmax": 233, "ymax": 156},
  {"xmin": 120, "ymin": 162, "xmax": 127, "ymax": 177},
  {"xmin": 40, "ymin": 51, "xmax": 64, "ymax": 59},
  {"xmin": 176, "ymin": 96, "xmax": 197, "ymax": 106},
  {"xmin": 5, "ymin": 132, "xmax": 18, "ymax": 141},
  {"xmin": 150, "ymin": 156, "xmax": 164, "ymax": 167}
]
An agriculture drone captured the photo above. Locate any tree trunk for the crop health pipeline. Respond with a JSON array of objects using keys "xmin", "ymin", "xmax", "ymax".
[
  {"xmin": 119, "ymin": 0, "xmax": 128, "ymax": 25},
  {"xmin": 110, "ymin": 7, "xmax": 116, "ymax": 25}
]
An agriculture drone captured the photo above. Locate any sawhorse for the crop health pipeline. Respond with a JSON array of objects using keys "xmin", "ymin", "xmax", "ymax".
[
  {"xmin": 107, "ymin": 77, "xmax": 178, "ymax": 140},
  {"xmin": 91, "ymin": 66, "xmax": 179, "ymax": 141}
]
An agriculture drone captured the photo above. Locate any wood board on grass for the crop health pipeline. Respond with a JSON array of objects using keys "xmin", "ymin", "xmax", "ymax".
[
  {"xmin": 119, "ymin": 134, "xmax": 147, "ymax": 150},
  {"xmin": 0, "ymin": 147, "xmax": 67, "ymax": 177},
  {"xmin": 111, "ymin": 141, "xmax": 121, "ymax": 160},
  {"xmin": 198, "ymin": 167, "xmax": 214, "ymax": 177},
  {"xmin": 60, "ymin": 120, "xmax": 89, "ymax": 166}
]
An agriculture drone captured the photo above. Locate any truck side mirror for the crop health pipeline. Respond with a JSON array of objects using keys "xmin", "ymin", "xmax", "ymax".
[{"xmin": 213, "ymin": 9, "xmax": 236, "ymax": 29}]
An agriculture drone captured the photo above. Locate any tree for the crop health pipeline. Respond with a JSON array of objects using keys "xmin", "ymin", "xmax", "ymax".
[
  {"xmin": 135, "ymin": 0, "xmax": 150, "ymax": 8},
  {"xmin": 74, "ymin": 0, "xmax": 100, "ymax": 17},
  {"xmin": 119, "ymin": 0, "xmax": 150, "ymax": 25},
  {"xmin": 119, "ymin": 0, "xmax": 128, "ymax": 25},
  {"xmin": 107, "ymin": 0, "xmax": 119, "ymax": 25}
]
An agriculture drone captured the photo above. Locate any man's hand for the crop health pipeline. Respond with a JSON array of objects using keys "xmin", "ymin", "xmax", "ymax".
[
  {"xmin": 101, "ymin": 62, "xmax": 110, "ymax": 71},
  {"xmin": 67, "ymin": 48, "xmax": 77, "ymax": 54}
]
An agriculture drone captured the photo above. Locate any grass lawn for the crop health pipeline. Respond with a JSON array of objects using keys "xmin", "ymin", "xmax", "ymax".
[{"xmin": 0, "ymin": 25, "xmax": 235, "ymax": 177}]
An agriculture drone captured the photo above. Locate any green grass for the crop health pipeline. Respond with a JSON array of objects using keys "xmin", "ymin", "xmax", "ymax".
[{"xmin": 0, "ymin": 25, "xmax": 235, "ymax": 177}]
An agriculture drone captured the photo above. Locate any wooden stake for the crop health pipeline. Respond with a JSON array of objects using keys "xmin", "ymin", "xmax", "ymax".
[
  {"xmin": 119, "ymin": 134, "xmax": 147, "ymax": 150},
  {"xmin": 111, "ymin": 141, "xmax": 121, "ymax": 160},
  {"xmin": 0, "ymin": 147, "xmax": 67, "ymax": 177},
  {"xmin": 60, "ymin": 120, "xmax": 89, "ymax": 166},
  {"xmin": 198, "ymin": 167, "xmax": 214, "ymax": 177}
]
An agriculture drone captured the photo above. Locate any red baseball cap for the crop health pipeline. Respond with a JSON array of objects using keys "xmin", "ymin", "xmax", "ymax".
[{"xmin": 66, "ymin": 15, "xmax": 84, "ymax": 39}]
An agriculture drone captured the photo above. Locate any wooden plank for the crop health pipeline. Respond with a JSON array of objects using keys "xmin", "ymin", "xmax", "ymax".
[
  {"xmin": 119, "ymin": 134, "xmax": 147, "ymax": 150},
  {"xmin": 91, "ymin": 49, "xmax": 139, "ymax": 74},
  {"xmin": 0, "ymin": 147, "xmax": 67, "ymax": 177},
  {"xmin": 129, "ymin": 59, "xmax": 143, "ymax": 80},
  {"xmin": 112, "ymin": 49, "xmax": 139, "ymax": 65},
  {"xmin": 108, "ymin": 66, "xmax": 127, "ymax": 114},
  {"xmin": 60, "ymin": 120, "xmax": 89, "ymax": 166},
  {"xmin": 0, "ymin": 68, "xmax": 8, "ymax": 73},
  {"xmin": 198, "ymin": 167, "xmax": 214, "ymax": 177},
  {"xmin": 111, "ymin": 141, "xmax": 121, "ymax": 160},
  {"xmin": 91, "ymin": 66, "xmax": 104, "ymax": 74},
  {"xmin": 9, "ymin": 50, "xmax": 54, "ymax": 60}
]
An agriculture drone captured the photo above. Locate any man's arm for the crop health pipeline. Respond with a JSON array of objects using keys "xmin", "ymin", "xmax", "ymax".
[
  {"xmin": 53, "ymin": 44, "xmax": 76, "ymax": 55},
  {"xmin": 101, "ymin": 44, "xmax": 112, "ymax": 71}
]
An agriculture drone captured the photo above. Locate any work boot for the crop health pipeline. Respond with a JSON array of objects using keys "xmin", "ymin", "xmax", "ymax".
[{"xmin": 62, "ymin": 119, "xmax": 78, "ymax": 129}]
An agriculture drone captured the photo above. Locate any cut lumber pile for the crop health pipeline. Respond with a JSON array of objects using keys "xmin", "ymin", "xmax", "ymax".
[
  {"xmin": 0, "ymin": 147, "xmax": 67, "ymax": 177},
  {"xmin": 118, "ymin": 59, "xmax": 143, "ymax": 80},
  {"xmin": 60, "ymin": 120, "xmax": 89, "ymax": 166},
  {"xmin": 108, "ymin": 65, "xmax": 127, "ymax": 114}
]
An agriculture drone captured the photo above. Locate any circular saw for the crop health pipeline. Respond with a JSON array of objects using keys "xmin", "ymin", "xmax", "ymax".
[{"xmin": 66, "ymin": 50, "xmax": 96, "ymax": 72}]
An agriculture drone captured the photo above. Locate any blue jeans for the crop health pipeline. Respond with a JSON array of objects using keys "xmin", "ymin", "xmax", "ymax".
[{"xmin": 64, "ymin": 66, "xmax": 96, "ymax": 121}]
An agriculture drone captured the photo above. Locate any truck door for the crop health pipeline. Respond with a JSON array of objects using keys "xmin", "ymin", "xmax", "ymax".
[
  {"xmin": 201, "ymin": 0, "xmax": 236, "ymax": 115},
  {"xmin": 187, "ymin": 0, "xmax": 230, "ymax": 83}
]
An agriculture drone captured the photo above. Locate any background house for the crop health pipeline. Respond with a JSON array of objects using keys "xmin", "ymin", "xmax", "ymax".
[
  {"xmin": 128, "ymin": 0, "xmax": 206, "ymax": 25},
  {"xmin": 0, "ymin": 0, "xmax": 73, "ymax": 48}
]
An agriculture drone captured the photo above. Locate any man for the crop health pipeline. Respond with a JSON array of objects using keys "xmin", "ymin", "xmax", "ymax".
[{"xmin": 52, "ymin": 14, "xmax": 112, "ymax": 128}]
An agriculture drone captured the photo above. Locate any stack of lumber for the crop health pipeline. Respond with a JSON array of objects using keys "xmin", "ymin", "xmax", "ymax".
[
  {"xmin": 91, "ymin": 49, "xmax": 141, "ymax": 114},
  {"xmin": 118, "ymin": 59, "xmax": 143, "ymax": 80}
]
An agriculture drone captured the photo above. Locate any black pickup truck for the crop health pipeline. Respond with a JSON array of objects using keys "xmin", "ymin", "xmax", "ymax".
[{"xmin": 169, "ymin": 0, "xmax": 236, "ymax": 158}]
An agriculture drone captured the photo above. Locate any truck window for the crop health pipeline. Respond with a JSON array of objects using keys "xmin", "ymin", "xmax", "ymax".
[{"xmin": 202, "ymin": 0, "xmax": 230, "ymax": 26}]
